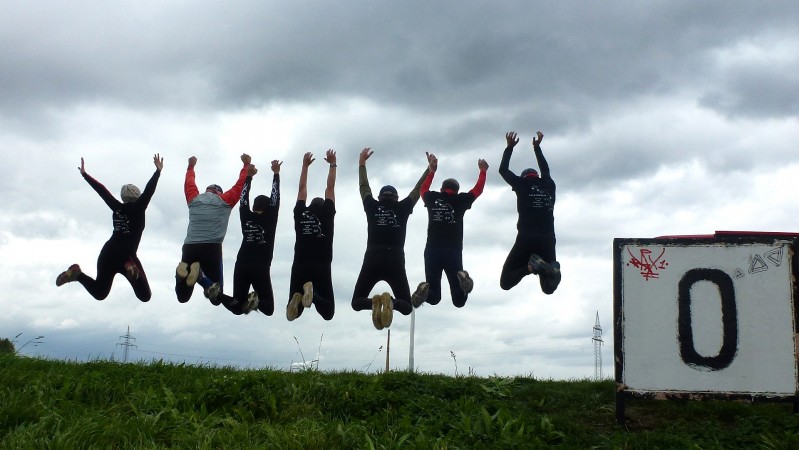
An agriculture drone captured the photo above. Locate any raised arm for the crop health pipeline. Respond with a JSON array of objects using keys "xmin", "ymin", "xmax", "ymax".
[
  {"xmin": 184, "ymin": 156, "xmax": 199, "ymax": 204},
  {"xmin": 469, "ymin": 158, "xmax": 489, "ymax": 198},
  {"xmin": 498, "ymin": 131, "xmax": 520, "ymax": 186},
  {"xmin": 532, "ymin": 131, "xmax": 550, "ymax": 180},
  {"xmin": 79, "ymin": 157, "xmax": 120, "ymax": 209},
  {"xmin": 407, "ymin": 166, "xmax": 431, "ymax": 205},
  {"xmin": 270, "ymin": 160, "xmax": 281, "ymax": 208},
  {"xmin": 324, "ymin": 149, "xmax": 337, "ymax": 202},
  {"xmin": 419, "ymin": 152, "xmax": 437, "ymax": 200},
  {"xmin": 137, "ymin": 153, "xmax": 163, "ymax": 207},
  {"xmin": 298, "ymin": 152, "xmax": 313, "ymax": 202},
  {"xmin": 358, "ymin": 147, "xmax": 374, "ymax": 200},
  {"xmin": 239, "ymin": 164, "xmax": 257, "ymax": 213},
  {"xmin": 219, "ymin": 153, "xmax": 251, "ymax": 206}
]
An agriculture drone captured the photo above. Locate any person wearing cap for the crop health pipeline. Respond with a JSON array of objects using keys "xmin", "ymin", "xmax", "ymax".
[
  {"xmin": 351, "ymin": 147, "xmax": 429, "ymax": 330},
  {"xmin": 206, "ymin": 159, "xmax": 282, "ymax": 315},
  {"xmin": 416, "ymin": 151, "xmax": 489, "ymax": 308},
  {"xmin": 56, "ymin": 154, "xmax": 163, "ymax": 302},
  {"xmin": 175, "ymin": 153, "xmax": 251, "ymax": 304},
  {"xmin": 286, "ymin": 150, "xmax": 337, "ymax": 321},
  {"xmin": 498, "ymin": 131, "xmax": 561, "ymax": 294}
]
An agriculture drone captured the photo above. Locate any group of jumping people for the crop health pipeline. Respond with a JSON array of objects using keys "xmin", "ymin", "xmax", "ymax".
[{"xmin": 56, "ymin": 130, "xmax": 561, "ymax": 330}]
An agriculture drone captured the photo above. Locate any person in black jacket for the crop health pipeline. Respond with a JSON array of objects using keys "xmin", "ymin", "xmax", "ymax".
[
  {"xmin": 208, "ymin": 160, "xmax": 281, "ymax": 315},
  {"xmin": 498, "ymin": 131, "xmax": 561, "ymax": 294},
  {"xmin": 286, "ymin": 150, "xmax": 337, "ymax": 321},
  {"xmin": 56, "ymin": 154, "xmax": 163, "ymax": 301},
  {"xmin": 351, "ymin": 148, "xmax": 429, "ymax": 330}
]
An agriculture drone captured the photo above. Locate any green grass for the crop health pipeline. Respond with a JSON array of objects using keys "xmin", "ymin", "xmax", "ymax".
[{"xmin": 2, "ymin": 355, "xmax": 798, "ymax": 449}]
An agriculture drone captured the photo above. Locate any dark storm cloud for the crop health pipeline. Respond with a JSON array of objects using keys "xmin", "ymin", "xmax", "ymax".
[{"xmin": 3, "ymin": 1, "xmax": 796, "ymax": 124}]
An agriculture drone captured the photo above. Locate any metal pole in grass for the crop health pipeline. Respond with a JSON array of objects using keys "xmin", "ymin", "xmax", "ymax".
[
  {"xmin": 409, "ymin": 308, "xmax": 416, "ymax": 372},
  {"xmin": 385, "ymin": 329, "xmax": 391, "ymax": 373}
]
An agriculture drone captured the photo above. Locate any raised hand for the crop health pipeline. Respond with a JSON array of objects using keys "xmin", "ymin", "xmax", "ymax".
[
  {"xmin": 533, "ymin": 131, "xmax": 544, "ymax": 147},
  {"xmin": 153, "ymin": 153, "xmax": 164, "ymax": 172},
  {"xmin": 78, "ymin": 157, "xmax": 86, "ymax": 174},
  {"xmin": 478, "ymin": 158, "xmax": 489, "ymax": 171},
  {"xmin": 324, "ymin": 149, "xmax": 337, "ymax": 166},
  {"xmin": 248, "ymin": 164, "xmax": 258, "ymax": 177},
  {"xmin": 359, "ymin": 147, "xmax": 374, "ymax": 165},
  {"xmin": 505, "ymin": 132, "xmax": 519, "ymax": 149},
  {"xmin": 426, "ymin": 151, "xmax": 438, "ymax": 172},
  {"xmin": 271, "ymin": 159, "xmax": 282, "ymax": 173},
  {"xmin": 303, "ymin": 152, "xmax": 315, "ymax": 167},
  {"xmin": 241, "ymin": 153, "xmax": 251, "ymax": 165}
]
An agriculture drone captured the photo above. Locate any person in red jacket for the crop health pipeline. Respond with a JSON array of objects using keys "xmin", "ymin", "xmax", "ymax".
[
  {"xmin": 175, "ymin": 153, "xmax": 250, "ymax": 304},
  {"xmin": 416, "ymin": 152, "xmax": 488, "ymax": 308},
  {"xmin": 56, "ymin": 154, "xmax": 163, "ymax": 302}
]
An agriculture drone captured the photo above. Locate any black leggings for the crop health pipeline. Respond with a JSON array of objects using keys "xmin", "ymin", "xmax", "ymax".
[
  {"xmin": 351, "ymin": 248, "xmax": 412, "ymax": 315},
  {"xmin": 78, "ymin": 240, "xmax": 151, "ymax": 301},
  {"xmin": 424, "ymin": 246, "xmax": 467, "ymax": 307},
  {"xmin": 500, "ymin": 233, "xmax": 556, "ymax": 291},
  {"xmin": 289, "ymin": 260, "xmax": 335, "ymax": 320},
  {"xmin": 175, "ymin": 243, "xmax": 223, "ymax": 303},
  {"xmin": 216, "ymin": 258, "xmax": 274, "ymax": 316}
]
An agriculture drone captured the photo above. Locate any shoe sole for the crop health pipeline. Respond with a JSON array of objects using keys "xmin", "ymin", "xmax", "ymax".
[
  {"xmin": 245, "ymin": 292, "xmax": 259, "ymax": 314},
  {"xmin": 185, "ymin": 262, "xmax": 200, "ymax": 287},
  {"xmin": 380, "ymin": 293, "xmax": 393, "ymax": 328},
  {"xmin": 287, "ymin": 293, "xmax": 302, "ymax": 321},
  {"xmin": 411, "ymin": 282, "xmax": 430, "ymax": 308},
  {"xmin": 457, "ymin": 271, "xmax": 473, "ymax": 294},
  {"xmin": 176, "ymin": 262, "xmax": 189, "ymax": 279},
  {"xmin": 372, "ymin": 296, "xmax": 383, "ymax": 330},
  {"xmin": 302, "ymin": 282, "xmax": 314, "ymax": 308}
]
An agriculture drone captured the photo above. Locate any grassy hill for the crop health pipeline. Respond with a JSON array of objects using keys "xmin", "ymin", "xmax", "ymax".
[{"xmin": 2, "ymin": 355, "xmax": 798, "ymax": 449}]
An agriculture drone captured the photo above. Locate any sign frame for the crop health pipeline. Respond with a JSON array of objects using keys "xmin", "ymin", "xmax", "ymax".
[{"xmin": 613, "ymin": 232, "xmax": 799, "ymax": 424}]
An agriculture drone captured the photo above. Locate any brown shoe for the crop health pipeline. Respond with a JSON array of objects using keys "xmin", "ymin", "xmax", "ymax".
[
  {"xmin": 302, "ymin": 281, "xmax": 314, "ymax": 308},
  {"xmin": 56, "ymin": 264, "xmax": 81, "ymax": 286},
  {"xmin": 411, "ymin": 282, "xmax": 430, "ymax": 308},
  {"xmin": 287, "ymin": 293, "xmax": 302, "ymax": 321},
  {"xmin": 185, "ymin": 262, "xmax": 201, "ymax": 287},
  {"xmin": 371, "ymin": 295, "xmax": 384, "ymax": 330},
  {"xmin": 379, "ymin": 292, "xmax": 393, "ymax": 328}
]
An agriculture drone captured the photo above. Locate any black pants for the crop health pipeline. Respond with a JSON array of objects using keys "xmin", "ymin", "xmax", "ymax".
[
  {"xmin": 351, "ymin": 247, "xmax": 412, "ymax": 315},
  {"xmin": 175, "ymin": 243, "xmax": 222, "ymax": 303},
  {"xmin": 500, "ymin": 232, "xmax": 556, "ymax": 291},
  {"xmin": 289, "ymin": 260, "xmax": 335, "ymax": 320},
  {"xmin": 424, "ymin": 246, "xmax": 467, "ymax": 307},
  {"xmin": 216, "ymin": 257, "xmax": 274, "ymax": 316},
  {"xmin": 78, "ymin": 240, "xmax": 151, "ymax": 301}
]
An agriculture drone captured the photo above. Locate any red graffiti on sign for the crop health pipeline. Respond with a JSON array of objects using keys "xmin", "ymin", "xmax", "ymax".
[{"xmin": 627, "ymin": 247, "xmax": 668, "ymax": 281}]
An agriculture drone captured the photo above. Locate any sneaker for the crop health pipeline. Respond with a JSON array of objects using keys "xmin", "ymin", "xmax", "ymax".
[
  {"xmin": 287, "ymin": 293, "xmax": 302, "ymax": 321},
  {"xmin": 185, "ymin": 262, "xmax": 201, "ymax": 287},
  {"xmin": 379, "ymin": 292, "xmax": 393, "ymax": 328},
  {"xmin": 244, "ymin": 291, "xmax": 259, "ymax": 314},
  {"xmin": 371, "ymin": 295, "xmax": 384, "ymax": 330},
  {"xmin": 457, "ymin": 271, "xmax": 474, "ymax": 294},
  {"xmin": 56, "ymin": 264, "xmax": 81, "ymax": 286},
  {"xmin": 545, "ymin": 261, "xmax": 562, "ymax": 294},
  {"xmin": 205, "ymin": 282, "xmax": 222, "ymax": 305},
  {"xmin": 176, "ymin": 262, "xmax": 189, "ymax": 279},
  {"xmin": 124, "ymin": 258, "xmax": 140, "ymax": 280},
  {"xmin": 411, "ymin": 282, "xmax": 430, "ymax": 308},
  {"xmin": 528, "ymin": 254, "xmax": 547, "ymax": 275},
  {"xmin": 302, "ymin": 281, "xmax": 314, "ymax": 308}
]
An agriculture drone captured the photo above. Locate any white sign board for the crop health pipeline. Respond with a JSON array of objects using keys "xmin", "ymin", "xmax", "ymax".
[{"xmin": 616, "ymin": 238, "xmax": 797, "ymax": 396}]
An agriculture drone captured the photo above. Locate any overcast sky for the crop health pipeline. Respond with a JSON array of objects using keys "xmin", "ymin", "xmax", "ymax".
[{"xmin": 1, "ymin": 1, "xmax": 797, "ymax": 379}]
